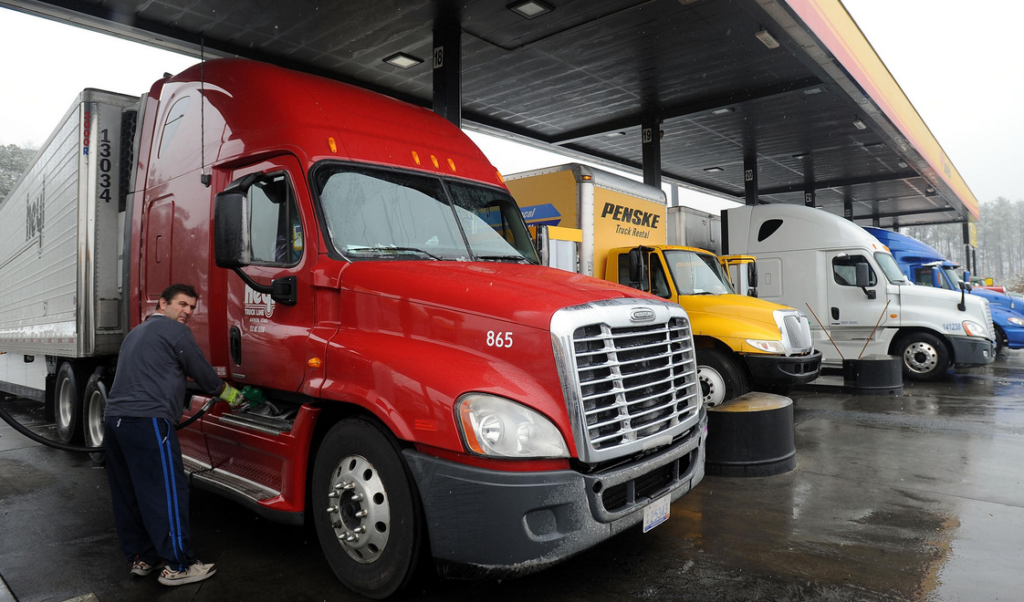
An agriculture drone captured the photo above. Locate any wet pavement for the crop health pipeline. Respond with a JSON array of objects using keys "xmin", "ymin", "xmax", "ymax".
[{"xmin": 2, "ymin": 353, "xmax": 1024, "ymax": 601}]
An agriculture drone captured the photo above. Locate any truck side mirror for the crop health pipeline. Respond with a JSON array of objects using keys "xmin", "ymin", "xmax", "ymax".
[
  {"xmin": 856, "ymin": 263, "xmax": 876, "ymax": 300},
  {"xmin": 747, "ymin": 262, "xmax": 758, "ymax": 297},
  {"xmin": 213, "ymin": 189, "xmax": 251, "ymax": 269},
  {"xmin": 931, "ymin": 268, "xmax": 941, "ymax": 288},
  {"xmin": 628, "ymin": 247, "xmax": 647, "ymax": 291},
  {"xmin": 961, "ymin": 270, "xmax": 972, "ymax": 291}
]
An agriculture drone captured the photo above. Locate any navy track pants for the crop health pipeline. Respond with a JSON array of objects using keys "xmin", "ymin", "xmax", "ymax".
[{"xmin": 104, "ymin": 416, "xmax": 195, "ymax": 571}]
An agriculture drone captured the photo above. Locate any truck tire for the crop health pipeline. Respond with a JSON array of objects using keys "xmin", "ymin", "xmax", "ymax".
[
  {"xmin": 697, "ymin": 349, "xmax": 749, "ymax": 407},
  {"xmin": 54, "ymin": 362, "xmax": 83, "ymax": 444},
  {"xmin": 312, "ymin": 418, "xmax": 424, "ymax": 599},
  {"xmin": 993, "ymin": 326, "xmax": 1006, "ymax": 358},
  {"xmin": 82, "ymin": 373, "xmax": 108, "ymax": 464},
  {"xmin": 895, "ymin": 332, "xmax": 950, "ymax": 382}
]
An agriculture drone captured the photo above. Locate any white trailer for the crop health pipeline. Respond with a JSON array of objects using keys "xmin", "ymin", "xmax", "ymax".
[
  {"xmin": 0, "ymin": 90, "xmax": 138, "ymax": 440},
  {"xmin": 722, "ymin": 204, "xmax": 995, "ymax": 381},
  {"xmin": 666, "ymin": 205, "xmax": 722, "ymax": 255}
]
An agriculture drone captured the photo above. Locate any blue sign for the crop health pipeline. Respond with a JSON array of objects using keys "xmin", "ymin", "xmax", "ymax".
[{"xmin": 517, "ymin": 203, "xmax": 562, "ymax": 227}]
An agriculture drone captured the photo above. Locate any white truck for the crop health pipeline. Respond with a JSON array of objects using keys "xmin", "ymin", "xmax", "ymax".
[
  {"xmin": 0, "ymin": 90, "xmax": 134, "ymax": 444},
  {"xmin": 722, "ymin": 204, "xmax": 995, "ymax": 381}
]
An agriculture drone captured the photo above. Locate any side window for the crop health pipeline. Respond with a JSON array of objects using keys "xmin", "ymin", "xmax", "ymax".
[
  {"xmin": 158, "ymin": 97, "xmax": 190, "ymax": 158},
  {"xmin": 650, "ymin": 255, "xmax": 672, "ymax": 299},
  {"xmin": 832, "ymin": 255, "xmax": 876, "ymax": 287},
  {"xmin": 248, "ymin": 173, "xmax": 302, "ymax": 266}
]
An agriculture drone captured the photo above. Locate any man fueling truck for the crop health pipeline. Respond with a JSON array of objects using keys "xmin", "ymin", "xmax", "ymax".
[
  {"xmin": 504, "ymin": 164, "xmax": 822, "ymax": 406},
  {"xmin": 0, "ymin": 60, "xmax": 708, "ymax": 598}
]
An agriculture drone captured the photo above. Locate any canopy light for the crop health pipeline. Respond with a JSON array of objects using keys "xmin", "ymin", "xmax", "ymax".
[
  {"xmin": 605, "ymin": 131, "xmax": 627, "ymax": 137},
  {"xmin": 852, "ymin": 119, "xmax": 867, "ymax": 130},
  {"xmin": 755, "ymin": 30, "xmax": 780, "ymax": 49},
  {"xmin": 863, "ymin": 142, "xmax": 884, "ymax": 149},
  {"xmin": 509, "ymin": 0, "xmax": 553, "ymax": 19},
  {"xmin": 710, "ymin": 107, "xmax": 735, "ymax": 116},
  {"xmin": 802, "ymin": 87, "xmax": 823, "ymax": 95},
  {"xmin": 897, "ymin": 161, "xmax": 908, "ymax": 168},
  {"xmin": 792, "ymin": 153, "xmax": 812, "ymax": 160},
  {"xmin": 704, "ymin": 167, "xmax": 724, "ymax": 173},
  {"xmin": 383, "ymin": 52, "xmax": 423, "ymax": 69}
]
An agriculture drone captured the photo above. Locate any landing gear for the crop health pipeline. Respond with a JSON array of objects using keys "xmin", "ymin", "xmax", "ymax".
[{"xmin": 312, "ymin": 419, "xmax": 424, "ymax": 599}]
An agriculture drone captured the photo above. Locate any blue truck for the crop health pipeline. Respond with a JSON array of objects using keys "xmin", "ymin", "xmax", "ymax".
[{"xmin": 865, "ymin": 227, "xmax": 1024, "ymax": 356}]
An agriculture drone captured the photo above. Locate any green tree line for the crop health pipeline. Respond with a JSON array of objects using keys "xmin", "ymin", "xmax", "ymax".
[{"xmin": 0, "ymin": 143, "xmax": 37, "ymax": 202}]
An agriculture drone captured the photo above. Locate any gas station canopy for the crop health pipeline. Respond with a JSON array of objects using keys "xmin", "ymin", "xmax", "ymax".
[{"xmin": 3, "ymin": 0, "xmax": 979, "ymax": 227}]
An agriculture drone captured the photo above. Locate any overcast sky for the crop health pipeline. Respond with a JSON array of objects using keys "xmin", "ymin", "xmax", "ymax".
[{"xmin": 1, "ymin": 1, "xmax": 1019, "ymax": 211}]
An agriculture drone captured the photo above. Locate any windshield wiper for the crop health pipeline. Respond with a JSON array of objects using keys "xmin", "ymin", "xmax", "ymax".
[
  {"xmin": 348, "ymin": 246, "xmax": 442, "ymax": 260},
  {"xmin": 690, "ymin": 291, "xmax": 716, "ymax": 295},
  {"xmin": 475, "ymin": 254, "xmax": 535, "ymax": 264}
]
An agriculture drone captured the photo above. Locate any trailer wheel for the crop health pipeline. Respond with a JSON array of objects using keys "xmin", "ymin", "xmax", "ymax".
[
  {"xmin": 697, "ymin": 349, "xmax": 749, "ymax": 407},
  {"xmin": 312, "ymin": 418, "xmax": 424, "ymax": 599},
  {"xmin": 895, "ymin": 332, "xmax": 950, "ymax": 381},
  {"xmin": 82, "ymin": 373, "xmax": 108, "ymax": 464},
  {"xmin": 54, "ymin": 362, "xmax": 83, "ymax": 444}
]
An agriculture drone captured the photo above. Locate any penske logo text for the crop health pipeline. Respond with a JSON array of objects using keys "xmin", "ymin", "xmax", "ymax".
[{"xmin": 600, "ymin": 203, "xmax": 661, "ymax": 228}]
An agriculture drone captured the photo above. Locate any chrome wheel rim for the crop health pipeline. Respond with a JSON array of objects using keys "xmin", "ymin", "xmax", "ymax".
[
  {"xmin": 325, "ymin": 454, "xmax": 390, "ymax": 563},
  {"xmin": 58, "ymin": 377, "xmax": 74, "ymax": 429},
  {"xmin": 903, "ymin": 342, "xmax": 938, "ymax": 374},
  {"xmin": 86, "ymin": 389, "xmax": 105, "ymax": 446},
  {"xmin": 698, "ymin": 365, "xmax": 727, "ymax": 407}
]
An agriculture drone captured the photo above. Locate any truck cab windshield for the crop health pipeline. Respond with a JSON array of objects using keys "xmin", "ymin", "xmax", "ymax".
[
  {"xmin": 874, "ymin": 252, "xmax": 907, "ymax": 284},
  {"xmin": 314, "ymin": 164, "xmax": 539, "ymax": 264},
  {"xmin": 663, "ymin": 250, "xmax": 735, "ymax": 296}
]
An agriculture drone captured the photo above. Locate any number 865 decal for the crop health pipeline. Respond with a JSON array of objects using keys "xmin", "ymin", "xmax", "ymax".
[{"xmin": 486, "ymin": 331, "xmax": 513, "ymax": 348}]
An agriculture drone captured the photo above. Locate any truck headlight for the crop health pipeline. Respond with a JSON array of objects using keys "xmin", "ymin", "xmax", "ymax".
[
  {"xmin": 457, "ymin": 393, "xmax": 569, "ymax": 459},
  {"xmin": 1008, "ymin": 317, "xmax": 1024, "ymax": 326},
  {"xmin": 962, "ymin": 321, "xmax": 988, "ymax": 338},
  {"xmin": 745, "ymin": 339, "xmax": 786, "ymax": 354}
]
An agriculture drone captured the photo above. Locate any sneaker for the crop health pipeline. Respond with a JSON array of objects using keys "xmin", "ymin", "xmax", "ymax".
[
  {"xmin": 131, "ymin": 557, "xmax": 163, "ymax": 577},
  {"xmin": 157, "ymin": 561, "xmax": 217, "ymax": 586}
]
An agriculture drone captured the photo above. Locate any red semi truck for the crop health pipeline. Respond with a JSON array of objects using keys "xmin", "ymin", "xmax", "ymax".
[{"xmin": 0, "ymin": 59, "xmax": 706, "ymax": 597}]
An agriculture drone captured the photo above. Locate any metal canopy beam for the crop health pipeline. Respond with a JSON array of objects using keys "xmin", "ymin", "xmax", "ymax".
[
  {"xmin": 549, "ymin": 77, "xmax": 822, "ymax": 146},
  {"xmin": 759, "ymin": 169, "xmax": 920, "ymax": 195}
]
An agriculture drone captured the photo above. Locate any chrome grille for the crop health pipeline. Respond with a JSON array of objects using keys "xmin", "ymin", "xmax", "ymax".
[
  {"xmin": 783, "ymin": 315, "xmax": 810, "ymax": 350},
  {"xmin": 983, "ymin": 301, "xmax": 995, "ymax": 341},
  {"xmin": 551, "ymin": 298, "xmax": 699, "ymax": 463}
]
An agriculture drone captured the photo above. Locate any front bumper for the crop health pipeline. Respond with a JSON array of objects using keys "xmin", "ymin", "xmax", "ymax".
[
  {"xmin": 949, "ymin": 335, "xmax": 995, "ymax": 366},
  {"xmin": 403, "ymin": 410, "xmax": 707, "ymax": 577},
  {"xmin": 744, "ymin": 350, "xmax": 822, "ymax": 385}
]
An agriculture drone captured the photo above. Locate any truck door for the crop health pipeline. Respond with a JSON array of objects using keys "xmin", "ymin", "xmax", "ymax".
[
  {"xmin": 202, "ymin": 156, "xmax": 315, "ymax": 479},
  {"xmin": 826, "ymin": 252, "xmax": 888, "ymax": 348}
]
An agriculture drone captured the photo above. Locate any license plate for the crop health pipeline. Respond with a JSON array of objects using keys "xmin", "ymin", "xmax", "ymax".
[{"xmin": 642, "ymin": 494, "xmax": 671, "ymax": 533}]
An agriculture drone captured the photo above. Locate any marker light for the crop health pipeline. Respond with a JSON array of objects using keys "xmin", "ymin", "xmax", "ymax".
[
  {"xmin": 496, "ymin": 171, "xmax": 505, "ymax": 184},
  {"xmin": 447, "ymin": 158, "xmax": 457, "ymax": 172},
  {"xmin": 430, "ymin": 155, "xmax": 439, "ymax": 168},
  {"xmin": 411, "ymin": 151, "xmax": 421, "ymax": 165},
  {"xmin": 308, "ymin": 357, "xmax": 323, "ymax": 368},
  {"xmin": 328, "ymin": 137, "xmax": 337, "ymax": 153},
  {"xmin": 457, "ymin": 393, "xmax": 568, "ymax": 458}
]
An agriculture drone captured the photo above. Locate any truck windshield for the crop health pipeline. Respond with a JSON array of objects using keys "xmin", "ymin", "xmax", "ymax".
[
  {"xmin": 943, "ymin": 267, "xmax": 963, "ymax": 289},
  {"xmin": 874, "ymin": 252, "xmax": 907, "ymax": 284},
  {"xmin": 662, "ymin": 250, "xmax": 735, "ymax": 295},
  {"xmin": 313, "ymin": 164, "xmax": 538, "ymax": 264}
]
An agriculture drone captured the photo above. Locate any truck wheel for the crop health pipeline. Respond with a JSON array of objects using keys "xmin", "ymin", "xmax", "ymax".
[
  {"xmin": 895, "ymin": 333, "xmax": 950, "ymax": 381},
  {"xmin": 312, "ymin": 419, "xmax": 424, "ymax": 599},
  {"xmin": 696, "ymin": 349, "xmax": 749, "ymax": 407},
  {"xmin": 55, "ymin": 362, "xmax": 83, "ymax": 444},
  {"xmin": 82, "ymin": 373, "xmax": 108, "ymax": 464},
  {"xmin": 993, "ymin": 326, "xmax": 1006, "ymax": 358}
]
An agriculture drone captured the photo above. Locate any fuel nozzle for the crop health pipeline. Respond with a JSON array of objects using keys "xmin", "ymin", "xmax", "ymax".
[{"xmin": 240, "ymin": 385, "xmax": 267, "ymax": 410}]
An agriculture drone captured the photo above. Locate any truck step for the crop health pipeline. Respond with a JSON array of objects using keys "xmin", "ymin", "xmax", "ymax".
[{"xmin": 182, "ymin": 455, "xmax": 279, "ymax": 501}]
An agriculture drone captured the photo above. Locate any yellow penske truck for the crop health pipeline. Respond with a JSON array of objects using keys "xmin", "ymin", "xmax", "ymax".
[{"xmin": 505, "ymin": 164, "xmax": 821, "ymax": 405}]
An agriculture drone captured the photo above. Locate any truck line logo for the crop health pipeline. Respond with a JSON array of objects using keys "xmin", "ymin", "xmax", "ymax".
[
  {"xmin": 630, "ymin": 308, "xmax": 656, "ymax": 322},
  {"xmin": 245, "ymin": 285, "xmax": 275, "ymax": 323}
]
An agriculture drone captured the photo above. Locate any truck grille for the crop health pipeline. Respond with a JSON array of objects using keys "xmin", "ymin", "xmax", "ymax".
[
  {"xmin": 783, "ymin": 314, "xmax": 810, "ymax": 350},
  {"xmin": 551, "ymin": 299, "xmax": 700, "ymax": 463},
  {"xmin": 983, "ymin": 301, "xmax": 995, "ymax": 341}
]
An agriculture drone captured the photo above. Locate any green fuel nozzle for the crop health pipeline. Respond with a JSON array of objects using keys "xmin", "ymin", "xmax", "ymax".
[{"xmin": 240, "ymin": 385, "xmax": 267, "ymax": 409}]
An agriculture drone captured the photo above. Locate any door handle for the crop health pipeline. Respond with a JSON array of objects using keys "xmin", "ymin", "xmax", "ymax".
[
  {"xmin": 831, "ymin": 307, "xmax": 839, "ymax": 320},
  {"xmin": 230, "ymin": 326, "xmax": 242, "ymax": 365}
]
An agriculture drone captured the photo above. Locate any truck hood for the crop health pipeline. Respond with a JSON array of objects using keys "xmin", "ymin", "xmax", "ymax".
[
  {"xmin": 682, "ymin": 293, "xmax": 792, "ymax": 327},
  {"xmin": 899, "ymin": 283, "xmax": 990, "ymax": 323},
  {"xmin": 338, "ymin": 261, "xmax": 651, "ymax": 331}
]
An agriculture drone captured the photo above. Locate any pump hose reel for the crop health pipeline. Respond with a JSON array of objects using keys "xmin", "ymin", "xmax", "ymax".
[{"xmin": 0, "ymin": 396, "xmax": 218, "ymax": 453}]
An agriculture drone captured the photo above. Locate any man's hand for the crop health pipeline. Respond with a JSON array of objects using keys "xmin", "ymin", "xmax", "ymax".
[{"xmin": 218, "ymin": 384, "xmax": 246, "ymax": 411}]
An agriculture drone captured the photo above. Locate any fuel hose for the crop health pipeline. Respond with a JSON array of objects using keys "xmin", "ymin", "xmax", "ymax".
[{"xmin": 0, "ymin": 396, "xmax": 218, "ymax": 453}]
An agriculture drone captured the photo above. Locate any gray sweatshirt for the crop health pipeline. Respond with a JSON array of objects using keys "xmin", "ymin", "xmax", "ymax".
[{"xmin": 105, "ymin": 314, "xmax": 225, "ymax": 423}]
